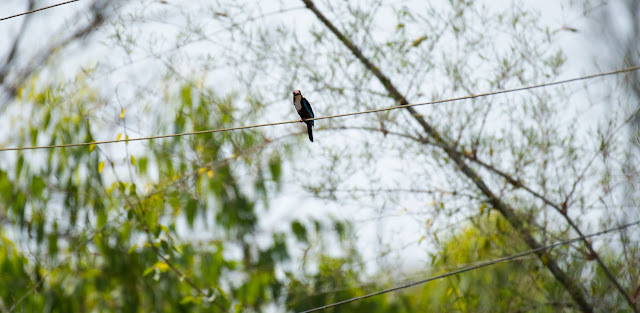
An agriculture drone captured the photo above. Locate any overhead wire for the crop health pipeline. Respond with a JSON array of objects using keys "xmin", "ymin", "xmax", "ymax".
[
  {"xmin": 2, "ymin": 65, "xmax": 639, "ymax": 152},
  {"xmin": 298, "ymin": 220, "xmax": 640, "ymax": 313},
  {"xmin": 0, "ymin": 0, "xmax": 80, "ymax": 22},
  {"xmin": 2, "ymin": 2, "xmax": 637, "ymax": 310}
]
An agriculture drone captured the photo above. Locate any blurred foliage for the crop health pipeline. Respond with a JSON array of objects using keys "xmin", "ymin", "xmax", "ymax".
[
  {"xmin": 1, "ymin": 0, "xmax": 639, "ymax": 312},
  {"xmin": 417, "ymin": 213, "xmax": 569, "ymax": 313},
  {"xmin": 285, "ymin": 213, "xmax": 632, "ymax": 312},
  {"xmin": 0, "ymin": 74, "xmax": 352, "ymax": 312}
]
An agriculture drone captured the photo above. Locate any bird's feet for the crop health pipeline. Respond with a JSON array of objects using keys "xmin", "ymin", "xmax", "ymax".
[{"xmin": 299, "ymin": 118, "xmax": 305, "ymax": 123}]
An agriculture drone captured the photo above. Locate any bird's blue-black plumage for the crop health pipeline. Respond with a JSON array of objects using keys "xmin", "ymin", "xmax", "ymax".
[
  {"xmin": 293, "ymin": 90, "xmax": 315, "ymax": 142},
  {"xmin": 301, "ymin": 98, "xmax": 314, "ymax": 126}
]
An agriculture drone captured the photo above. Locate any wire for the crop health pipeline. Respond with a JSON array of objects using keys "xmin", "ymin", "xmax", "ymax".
[
  {"xmin": 2, "ymin": 65, "xmax": 639, "ymax": 152},
  {"xmin": 297, "ymin": 220, "xmax": 640, "ymax": 313},
  {"xmin": 0, "ymin": 0, "xmax": 80, "ymax": 22}
]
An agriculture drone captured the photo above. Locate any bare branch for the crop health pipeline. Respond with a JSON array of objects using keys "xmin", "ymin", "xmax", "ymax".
[{"xmin": 301, "ymin": 0, "xmax": 595, "ymax": 311}]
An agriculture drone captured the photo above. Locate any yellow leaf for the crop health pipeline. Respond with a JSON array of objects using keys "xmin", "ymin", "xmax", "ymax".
[
  {"xmin": 120, "ymin": 109, "xmax": 125, "ymax": 119},
  {"xmin": 106, "ymin": 182, "xmax": 116, "ymax": 195},
  {"xmin": 89, "ymin": 144, "xmax": 96, "ymax": 152},
  {"xmin": 155, "ymin": 261, "xmax": 170, "ymax": 272},
  {"xmin": 198, "ymin": 167, "xmax": 207, "ymax": 174},
  {"xmin": 412, "ymin": 35, "xmax": 427, "ymax": 47},
  {"xmin": 425, "ymin": 219, "xmax": 433, "ymax": 229},
  {"xmin": 131, "ymin": 155, "xmax": 136, "ymax": 165},
  {"xmin": 116, "ymin": 133, "xmax": 122, "ymax": 141},
  {"xmin": 98, "ymin": 161, "xmax": 105, "ymax": 173},
  {"xmin": 126, "ymin": 134, "xmax": 129, "ymax": 140},
  {"xmin": 207, "ymin": 170, "xmax": 214, "ymax": 178}
]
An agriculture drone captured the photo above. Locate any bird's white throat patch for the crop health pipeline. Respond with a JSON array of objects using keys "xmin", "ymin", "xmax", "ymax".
[{"xmin": 293, "ymin": 96, "xmax": 302, "ymax": 110}]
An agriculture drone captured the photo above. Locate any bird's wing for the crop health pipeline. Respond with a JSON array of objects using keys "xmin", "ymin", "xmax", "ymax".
[{"xmin": 302, "ymin": 98, "xmax": 314, "ymax": 117}]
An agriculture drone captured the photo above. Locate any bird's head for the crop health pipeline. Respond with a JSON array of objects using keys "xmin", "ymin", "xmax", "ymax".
[{"xmin": 292, "ymin": 90, "xmax": 302, "ymax": 101}]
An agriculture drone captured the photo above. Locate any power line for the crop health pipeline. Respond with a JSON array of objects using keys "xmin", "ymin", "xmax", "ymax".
[
  {"xmin": 2, "ymin": 65, "xmax": 639, "ymax": 152},
  {"xmin": 298, "ymin": 220, "xmax": 640, "ymax": 313},
  {"xmin": 0, "ymin": 0, "xmax": 80, "ymax": 22}
]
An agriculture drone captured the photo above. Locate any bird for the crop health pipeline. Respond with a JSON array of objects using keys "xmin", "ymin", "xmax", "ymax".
[{"xmin": 292, "ymin": 90, "xmax": 315, "ymax": 142}]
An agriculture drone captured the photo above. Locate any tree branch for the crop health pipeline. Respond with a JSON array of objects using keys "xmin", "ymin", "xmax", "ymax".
[
  {"xmin": 465, "ymin": 153, "xmax": 637, "ymax": 312},
  {"xmin": 1, "ymin": 0, "xmax": 113, "ymax": 100},
  {"xmin": 0, "ymin": 0, "xmax": 36, "ymax": 85},
  {"xmin": 302, "ymin": 0, "xmax": 594, "ymax": 311}
]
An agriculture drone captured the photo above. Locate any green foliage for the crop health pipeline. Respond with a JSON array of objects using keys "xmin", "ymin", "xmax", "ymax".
[
  {"xmin": 2, "ymin": 1, "xmax": 638, "ymax": 312},
  {"xmin": 413, "ymin": 214, "xmax": 574, "ymax": 312},
  {"xmin": 0, "ymin": 77, "xmax": 338, "ymax": 312},
  {"xmin": 286, "ymin": 254, "xmax": 414, "ymax": 313},
  {"xmin": 0, "ymin": 236, "xmax": 31, "ymax": 309}
]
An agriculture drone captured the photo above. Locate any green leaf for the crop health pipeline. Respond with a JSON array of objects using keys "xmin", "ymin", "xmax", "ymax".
[
  {"xmin": 16, "ymin": 155, "xmax": 24, "ymax": 177},
  {"xmin": 30, "ymin": 126, "xmax": 39, "ymax": 146},
  {"xmin": 30, "ymin": 176, "xmax": 46, "ymax": 198},
  {"xmin": 47, "ymin": 222, "xmax": 59, "ymax": 257},
  {"xmin": 291, "ymin": 220, "xmax": 307, "ymax": 243},
  {"xmin": 181, "ymin": 84, "xmax": 192, "ymax": 107},
  {"xmin": 180, "ymin": 296, "xmax": 196, "ymax": 305},
  {"xmin": 268, "ymin": 154, "xmax": 282, "ymax": 184},
  {"xmin": 185, "ymin": 199, "xmax": 197, "ymax": 228},
  {"xmin": 160, "ymin": 240, "xmax": 170, "ymax": 252},
  {"xmin": 138, "ymin": 157, "xmax": 148, "ymax": 174},
  {"xmin": 159, "ymin": 224, "xmax": 169, "ymax": 235},
  {"xmin": 142, "ymin": 266, "xmax": 155, "ymax": 277},
  {"xmin": 180, "ymin": 295, "xmax": 203, "ymax": 305},
  {"xmin": 479, "ymin": 203, "xmax": 487, "ymax": 215}
]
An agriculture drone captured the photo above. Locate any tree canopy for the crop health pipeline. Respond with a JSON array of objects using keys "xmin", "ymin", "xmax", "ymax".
[{"xmin": 0, "ymin": 0, "xmax": 639, "ymax": 312}]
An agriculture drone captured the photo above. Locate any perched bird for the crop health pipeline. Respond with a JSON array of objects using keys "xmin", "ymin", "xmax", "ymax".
[{"xmin": 292, "ymin": 90, "xmax": 315, "ymax": 142}]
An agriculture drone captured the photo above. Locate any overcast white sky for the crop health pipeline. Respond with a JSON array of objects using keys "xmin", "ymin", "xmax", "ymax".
[{"xmin": 0, "ymin": 0, "xmax": 633, "ymax": 281}]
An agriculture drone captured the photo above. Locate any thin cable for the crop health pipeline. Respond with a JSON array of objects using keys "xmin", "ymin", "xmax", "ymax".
[
  {"xmin": 298, "ymin": 220, "xmax": 640, "ymax": 313},
  {"xmin": 2, "ymin": 65, "xmax": 639, "ymax": 152},
  {"xmin": 0, "ymin": 0, "xmax": 80, "ymax": 22}
]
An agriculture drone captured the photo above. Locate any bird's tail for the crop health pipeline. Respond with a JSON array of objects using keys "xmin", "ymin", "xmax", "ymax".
[{"xmin": 307, "ymin": 122, "xmax": 314, "ymax": 142}]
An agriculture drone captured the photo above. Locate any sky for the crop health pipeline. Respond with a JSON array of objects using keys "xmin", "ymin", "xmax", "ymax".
[{"xmin": 0, "ymin": 0, "xmax": 635, "ymax": 282}]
